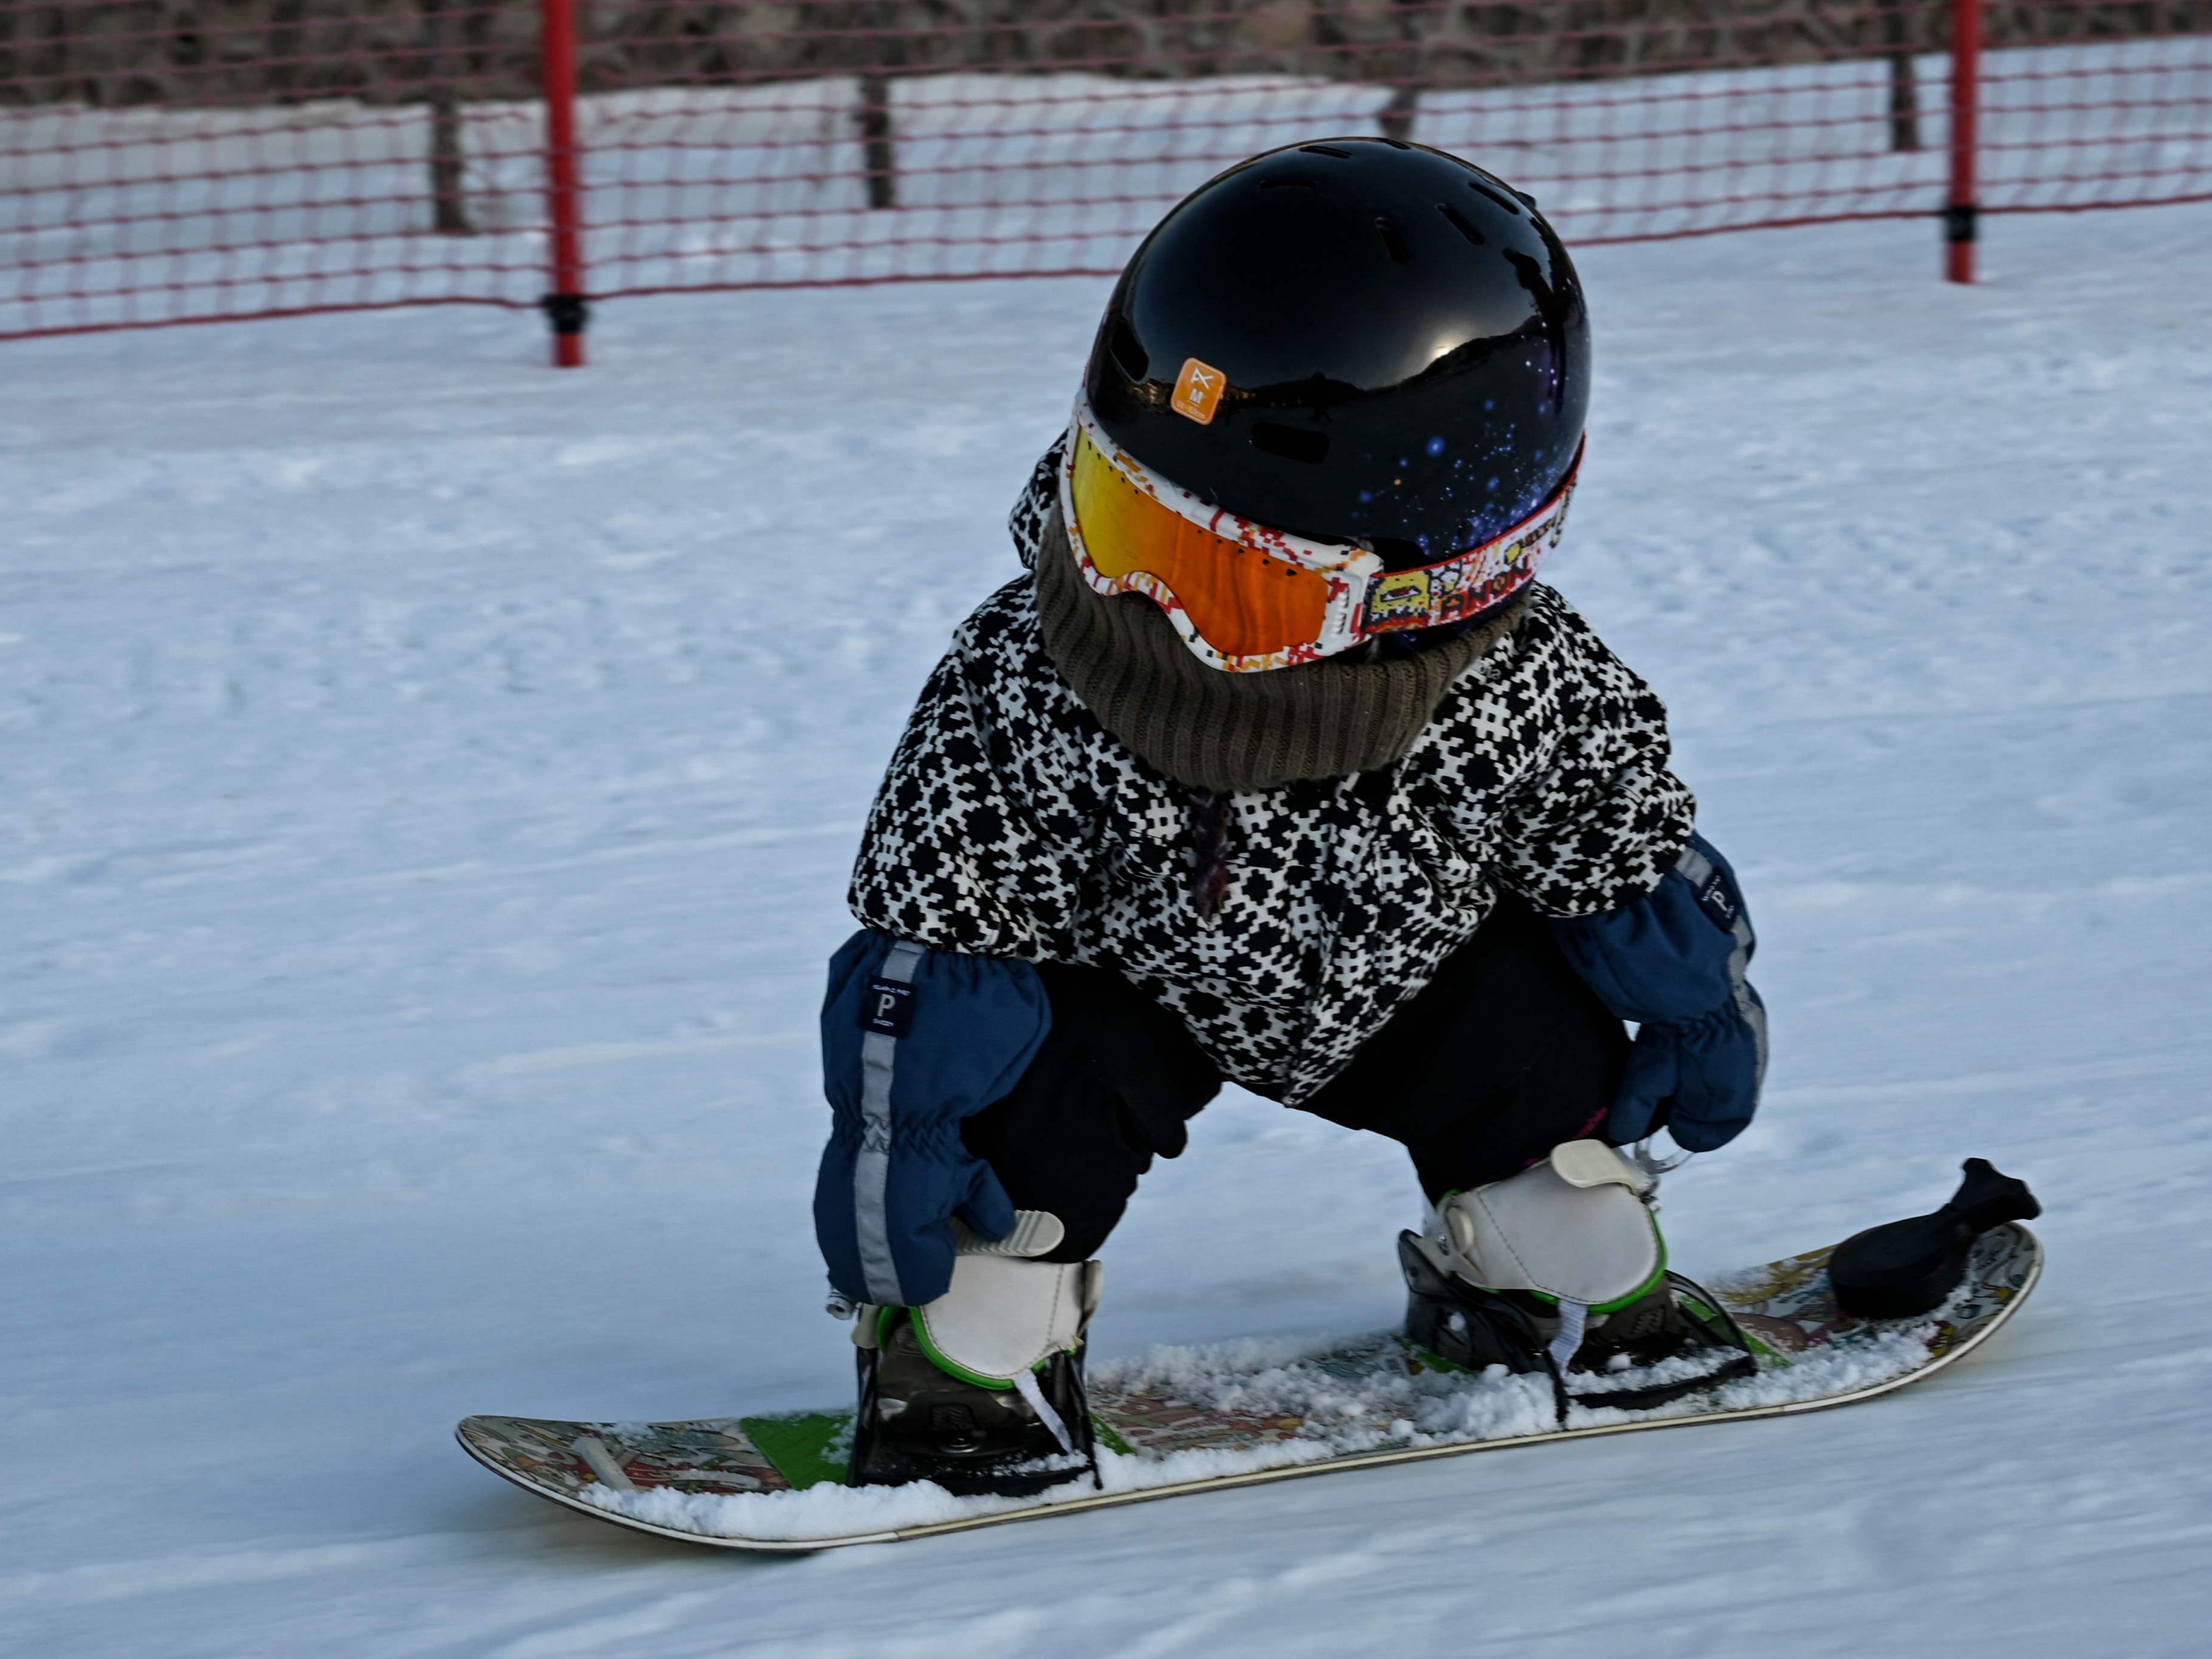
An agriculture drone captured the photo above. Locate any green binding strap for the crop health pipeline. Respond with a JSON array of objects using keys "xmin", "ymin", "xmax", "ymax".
[
  {"xmin": 1513, "ymin": 1249, "xmax": 1670, "ymax": 1317},
  {"xmin": 888, "ymin": 1305, "xmax": 1061, "ymax": 1392}
]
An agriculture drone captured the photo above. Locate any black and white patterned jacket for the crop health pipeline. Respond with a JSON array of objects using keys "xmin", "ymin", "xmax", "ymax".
[{"xmin": 848, "ymin": 449, "xmax": 1696, "ymax": 1105}]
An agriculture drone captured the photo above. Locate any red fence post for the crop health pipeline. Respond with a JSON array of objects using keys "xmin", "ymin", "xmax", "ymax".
[
  {"xmin": 1945, "ymin": 0, "xmax": 1982, "ymax": 283},
  {"xmin": 540, "ymin": 0, "xmax": 588, "ymax": 366}
]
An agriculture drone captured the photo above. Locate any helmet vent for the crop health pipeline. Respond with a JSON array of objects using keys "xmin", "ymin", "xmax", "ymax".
[
  {"xmin": 1251, "ymin": 422, "xmax": 1331, "ymax": 464},
  {"xmin": 1298, "ymin": 143, "xmax": 1354, "ymax": 158},
  {"xmin": 1466, "ymin": 177, "xmax": 1523, "ymax": 217},
  {"xmin": 1109, "ymin": 319, "xmax": 1149, "ymax": 382},
  {"xmin": 1375, "ymin": 216, "xmax": 1412, "ymax": 264},
  {"xmin": 1437, "ymin": 204, "xmax": 1487, "ymax": 248}
]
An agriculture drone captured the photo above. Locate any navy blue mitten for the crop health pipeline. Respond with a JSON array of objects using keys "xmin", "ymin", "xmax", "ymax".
[
  {"xmin": 814, "ymin": 929, "xmax": 1051, "ymax": 1308},
  {"xmin": 1553, "ymin": 834, "xmax": 1769, "ymax": 1153}
]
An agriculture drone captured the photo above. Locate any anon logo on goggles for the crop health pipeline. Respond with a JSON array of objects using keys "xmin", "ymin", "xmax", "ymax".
[{"xmin": 1058, "ymin": 399, "xmax": 1579, "ymax": 673}]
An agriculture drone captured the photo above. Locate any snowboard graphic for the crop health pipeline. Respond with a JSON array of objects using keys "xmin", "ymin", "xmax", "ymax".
[{"xmin": 457, "ymin": 1220, "xmax": 2040, "ymax": 1551}]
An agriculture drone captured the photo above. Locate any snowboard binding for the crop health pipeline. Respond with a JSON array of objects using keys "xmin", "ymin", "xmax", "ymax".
[
  {"xmin": 1399, "ymin": 1231, "xmax": 1757, "ymax": 1423},
  {"xmin": 847, "ymin": 1309, "xmax": 1098, "ymax": 1498},
  {"xmin": 1398, "ymin": 1140, "xmax": 1758, "ymax": 1424},
  {"xmin": 843, "ymin": 1223, "xmax": 1103, "ymax": 1498}
]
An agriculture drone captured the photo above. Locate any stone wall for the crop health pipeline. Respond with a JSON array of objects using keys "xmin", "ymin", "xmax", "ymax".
[{"xmin": 3, "ymin": 1, "xmax": 2205, "ymax": 109}]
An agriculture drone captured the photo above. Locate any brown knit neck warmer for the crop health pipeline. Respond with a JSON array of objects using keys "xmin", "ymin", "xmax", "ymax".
[{"xmin": 1033, "ymin": 508, "xmax": 1528, "ymax": 792}]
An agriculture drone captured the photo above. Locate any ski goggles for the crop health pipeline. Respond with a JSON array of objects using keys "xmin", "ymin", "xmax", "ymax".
[{"xmin": 1058, "ymin": 399, "xmax": 1579, "ymax": 673}]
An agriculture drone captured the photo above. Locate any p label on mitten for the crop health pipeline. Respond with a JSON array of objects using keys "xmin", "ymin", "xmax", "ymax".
[
  {"xmin": 1693, "ymin": 868, "xmax": 1739, "ymax": 931},
  {"xmin": 859, "ymin": 978, "xmax": 916, "ymax": 1037}
]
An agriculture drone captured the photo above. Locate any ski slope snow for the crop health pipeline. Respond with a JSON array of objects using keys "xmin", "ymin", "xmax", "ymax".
[{"xmin": 4, "ymin": 202, "xmax": 2210, "ymax": 1657}]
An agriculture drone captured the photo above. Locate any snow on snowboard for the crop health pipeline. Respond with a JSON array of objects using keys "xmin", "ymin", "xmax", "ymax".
[{"xmin": 457, "ymin": 1205, "xmax": 2040, "ymax": 1551}]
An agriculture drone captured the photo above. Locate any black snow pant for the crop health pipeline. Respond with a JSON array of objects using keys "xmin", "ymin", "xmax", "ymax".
[{"xmin": 960, "ymin": 900, "xmax": 1631, "ymax": 1263}]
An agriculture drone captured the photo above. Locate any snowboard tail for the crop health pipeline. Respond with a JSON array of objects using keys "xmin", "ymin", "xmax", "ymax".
[{"xmin": 457, "ymin": 1219, "xmax": 2040, "ymax": 1551}]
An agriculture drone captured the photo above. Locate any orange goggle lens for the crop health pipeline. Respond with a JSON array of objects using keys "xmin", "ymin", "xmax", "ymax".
[{"xmin": 1067, "ymin": 424, "xmax": 1337, "ymax": 662}]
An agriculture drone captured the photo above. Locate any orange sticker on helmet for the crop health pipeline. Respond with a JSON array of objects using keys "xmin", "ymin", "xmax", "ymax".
[{"xmin": 1171, "ymin": 358, "xmax": 1226, "ymax": 425}]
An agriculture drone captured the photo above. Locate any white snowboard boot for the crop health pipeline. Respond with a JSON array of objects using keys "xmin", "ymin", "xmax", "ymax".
[
  {"xmin": 1398, "ymin": 1140, "xmax": 1755, "ymax": 1417},
  {"xmin": 846, "ymin": 1211, "xmax": 1102, "ymax": 1495}
]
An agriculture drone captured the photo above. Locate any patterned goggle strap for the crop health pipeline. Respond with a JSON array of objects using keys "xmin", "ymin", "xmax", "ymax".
[
  {"xmin": 1059, "ymin": 397, "xmax": 1578, "ymax": 673},
  {"xmin": 1358, "ymin": 442, "xmax": 1580, "ymax": 640}
]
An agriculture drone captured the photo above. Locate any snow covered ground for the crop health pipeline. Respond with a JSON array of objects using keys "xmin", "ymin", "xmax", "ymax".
[{"xmin": 5, "ymin": 200, "xmax": 2211, "ymax": 1655}]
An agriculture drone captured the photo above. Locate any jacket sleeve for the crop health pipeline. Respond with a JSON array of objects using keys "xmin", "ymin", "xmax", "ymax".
[
  {"xmin": 1492, "ymin": 601, "xmax": 1696, "ymax": 919},
  {"xmin": 846, "ymin": 596, "xmax": 1087, "ymax": 957}
]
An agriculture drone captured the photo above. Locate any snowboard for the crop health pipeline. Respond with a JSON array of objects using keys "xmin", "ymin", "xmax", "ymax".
[{"xmin": 457, "ymin": 1219, "xmax": 2040, "ymax": 1552}]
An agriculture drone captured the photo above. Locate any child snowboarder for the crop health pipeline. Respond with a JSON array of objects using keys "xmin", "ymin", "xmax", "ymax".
[{"xmin": 814, "ymin": 138, "xmax": 1767, "ymax": 1496}]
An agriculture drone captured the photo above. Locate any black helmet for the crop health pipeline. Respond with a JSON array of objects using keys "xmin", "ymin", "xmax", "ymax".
[{"xmin": 1083, "ymin": 137, "xmax": 1590, "ymax": 572}]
